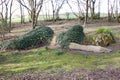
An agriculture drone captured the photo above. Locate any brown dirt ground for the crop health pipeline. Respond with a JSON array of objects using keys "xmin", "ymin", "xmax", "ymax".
[{"xmin": 9, "ymin": 68, "xmax": 120, "ymax": 80}]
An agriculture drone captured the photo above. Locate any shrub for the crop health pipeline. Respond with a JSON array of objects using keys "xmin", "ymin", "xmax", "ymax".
[
  {"xmin": 56, "ymin": 25, "xmax": 85, "ymax": 49},
  {"xmin": 93, "ymin": 13, "xmax": 100, "ymax": 19},
  {"xmin": 0, "ymin": 26, "xmax": 54, "ymax": 50},
  {"xmin": 44, "ymin": 46, "xmax": 49, "ymax": 51},
  {"xmin": 93, "ymin": 33, "xmax": 114, "ymax": 47},
  {"xmin": 117, "ymin": 16, "xmax": 120, "ymax": 23},
  {"xmin": 97, "ymin": 28, "xmax": 115, "ymax": 41},
  {"xmin": 93, "ymin": 28, "xmax": 115, "ymax": 46},
  {"xmin": 56, "ymin": 32, "xmax": 70, "ymax": 49},
  {"xmin": 82, "ymin": 33, "xmax": 95, "ymax": 45},
  {"xmin": 36, "ymin": 50, "xmax": 42, "ymax": 55},
  {"xmin": 66, "ymin": 25, "xmax": 85, "ymax": 43},
  {"xmin": 0, "ymin": 40, "xmax": 17, "ymax": 50},
  {"xmin": 96, "ymin": 27, "xmax": 112, "ymax": 34},
  {"xmin": 55, "ymin": 50, "xmax": 64, "ymax": 55}
]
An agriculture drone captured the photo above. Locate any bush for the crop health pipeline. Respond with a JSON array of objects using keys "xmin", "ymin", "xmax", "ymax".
[
  {"xmin": 56, "ymin": 25, "xmax": 85, "ymax": 49},
  {"xmin": 0, "ymin": 26, "xmax": 54, "ymax": 50},
  {"xmin": 96, "ymin": 27, "xmax": 112, "ymax": 34},
  {"xmin": 82, "ymin": 33, "xmax": 95, "ymax": 45},
  {"xmin": 93, "ymin": 28, "xmax": 115, "ymax": 46},
  {"xmin": 117, "ymin": 16, "xmax": 120, "ymax": 23},
  {"xmin": 66, "ymin": 25, "xmax": 85, "ymax": 43},
  {"xmin": 44, "ymin": 46, "xmax": 49, "ymax": 51},
  {"xmin": 93, "ymin": 33, "xmax": 113, "ymax": 46},
  {"xmin": 95, "ymin": 27, "xmax": 115, "ymax": 43},
  {"xmin": 0, "ymin": 39, "xmax": 18, "ymax": 50},
  {"xmin": 56, "ymin": 32, "xmax": 70, "ymax": 49},
  {"xmin": 93, "ymin": 13, "xmax": 100, "ymax": 19},
  {"xmin": 55, "ymin": 50, "xmax": 64, "ymax": 55},
  {"xmin": 36, "ymin": 50, "xmax": 42, "ymax": 55}
]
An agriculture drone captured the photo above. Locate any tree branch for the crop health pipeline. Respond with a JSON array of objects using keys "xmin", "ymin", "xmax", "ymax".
[{"xmin": 17, "ymin": 0, "xmax": 30, "ymax": 11}]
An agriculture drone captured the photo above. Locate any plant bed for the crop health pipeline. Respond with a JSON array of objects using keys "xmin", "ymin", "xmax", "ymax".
[{"xmin": 0, "ymin": 26, "xmax": 54, "ymax": 50}]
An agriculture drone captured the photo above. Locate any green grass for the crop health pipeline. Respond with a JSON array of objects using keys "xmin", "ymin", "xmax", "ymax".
[
  {"xmin": 11, "ymin": 13, "xmax": 108, "ymax": 23},
  {"xmin": 11, "ymin": 14, "xmax": 77, "ymax": 23},
  {"xmin": 113, "ymin": 30, "xmax": 120, "ymax": 39},
  {"xmin": 0, "ymin": 48, "xmax": 120, "ymax": 78}
]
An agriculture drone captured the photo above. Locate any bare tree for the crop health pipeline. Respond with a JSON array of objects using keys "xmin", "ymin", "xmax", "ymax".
[
  {"xmin": 108, "ymin": 0, "xmax": 117, "ymax": 21},
  {"xmin": 66, "ymin": 0, "xmax": 85, "ymax": 21},
  {"xmin": 76, "ymin": 0, "xmax": 85, "ymax": 18},
  {"xmin": 50, "ymin": 0, "xmax": 66, "ymax": 21},
  {"xmin": 0, "ymin": 0, "xmax": 13, "ymax": 39},
  {"xmin": 20, "ymin": 3, "xmax": 25, "ymax": 24},
  {"xmin": 51, "ymin": 0, "xmax": 55, "ymax": 21},
  {"xmin": 66, "ymin": 0, "xmax": 78, "ymax": 18},
  {"xmin": 115, "ymin": 0, "xmax": 118, "ymax": 18},
  {"xmin": 108, "ymin": 0, "xmax": 111, "ymax": 21},
  {"xmin": 0, "ymin": 0, "xmax": 14, "ymax": 32},
  {"xmin": 17, "ymin": 0, "xmax": 44, "ymax": 29},
  {"xmin": 89, "ymin": 0, "xmax": 96, "ymax": 20},
  {"xmin": 9, "ymin": 0, "xmax": 13, "ymax": 32},
  {"xmin": 84, "ymin": 0, "xmax": 89, "ymax": 27},
  {"xmin": 98, "ymin": 0, "xmax": 100, "ymax": 17}
]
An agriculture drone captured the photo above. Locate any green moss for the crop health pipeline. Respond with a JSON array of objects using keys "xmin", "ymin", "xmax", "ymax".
[
  {"xmin": 0, "ymin": 49, "xmax": 120, "ymax": 78},
  {"xmin": 96, "ymin": 27, "xmax": 112, "ymax": 34},
  {"xmin": 93, "ymin": 33, "xmax": 114, "ymax": 46},
  {"xmin": 56, "ymin": 25, "xmax": 85, "ymax": 49},
  {"xmin": 0, "ymin": 26, "xmax": 54, "ymax": 50}
]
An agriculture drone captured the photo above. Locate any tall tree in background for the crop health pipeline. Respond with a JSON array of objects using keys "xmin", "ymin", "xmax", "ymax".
[
  {"xmin": 20, "ymin": 3, "xmax": 25, "ymax": 24},
  {"xmin": 84, "ymin": 0, "xmax": 89, "ymax": 27},
  {"xmin": 108, "ymin": 0, "xmax": 110, "ymax": 21},
  {"xmin": 115, "ymin": 0, "xmax": 118, "ymax": 18},
  {"xmin": 76, "ymin": 0, "xmax": 85, "ymax": 18},
  {"xmin": 50, "ymin": 0, "xmax": 66, "ymax": 21},
  {"xmin": 17, "ymin": 0, "xmax": 44, "ymax": 29},
  {"xmin": 90, "ymin": 0, "xmax": 96, "ymax": 20},
  {"xmin": 107, "ymin": 0, "xmax": 117, "ymax": 21},
  {"xmin": 66, "ymin": 0, "xmax": 86, "ymax": 21},
  {"xmin": 9, "ymin": 0, "xmax": 13, "ymax": 32},
  {"xmin": 98, "ymin": 0, "xmax": 100, "ymax": 17},
  {"xmin": 0, "ymin": 0, "xmax": 13, "ymax": 40},
  {"xmin": 0, "ymin": 0, "xmax": 13, "ymax": 32}
]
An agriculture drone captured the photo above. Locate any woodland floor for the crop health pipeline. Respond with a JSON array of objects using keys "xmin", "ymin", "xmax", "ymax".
[
  {"xmin": 0, "ymin": 19, "xmax": 120, "ymax": 80},
  {"xmin": 1, "ymin": 19, "xmax": 120, "ymax": 42}
]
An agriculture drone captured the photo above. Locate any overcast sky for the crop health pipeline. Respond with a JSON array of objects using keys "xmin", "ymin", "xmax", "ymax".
[{"xmin": 1, "ymin": 0, "xmax": 119, "ymax": 17}]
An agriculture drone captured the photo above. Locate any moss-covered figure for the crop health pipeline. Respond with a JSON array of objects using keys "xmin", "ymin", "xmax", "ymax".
[
  {"xmin": 0, "ymin": 26, "xmax": 54, "ymax": 50},
  {"xmin": 93, "ymin": 27, "xmax": 115, "ymax": 47},
  {"xmin": 93, "ymin": 33, "xmax": 114, "ymax": 46},
  {"xmin": 56, "ymin": 25, "xmax": 85, "ymax": 49},
  {"xmin": 66, "ymin": 25, "xmax": 85, "ymax": 43}
]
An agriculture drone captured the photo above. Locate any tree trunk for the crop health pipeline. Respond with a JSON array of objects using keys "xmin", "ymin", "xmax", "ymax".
[
  {"xmin": 17, "ymin": 0, "xmax": 44, "ymax": 29},
  {"xmin": 51, "ymin": 0, "xmax": 55, "ymax": 22},
  {"xmin": 91, "ymin": 0, "xmax": 95, "ymax": 20},
  {"xmin": 55, "ymin": 9, "xmax": 60, "ymax": 20},
  {"xmin": 92, "ymin": 2, "xmax": 95, "ymax": 19},
  {"xmin": 84, "ymin": 0, "xmax": 89, "ymax": 27},
  {"xmin": 115, "ymin": 0, "xmax": 118, "ymax": 18},
  {"xmin": 52, "ymin": 10, "xmax": 55, "ymax": 22},
  {"xmin": 20, "ymin": 4, "xmax": 25, "ymax": 24},
  {"xmin": 108, "ymin": 0, "xmax": 110, "ymax": 21},
  {"xmin": 32, "ymin": 9, "xmax": 36, "ymax": 29},
  {"xmin": 98, "ymin": 0, "xmax": 100, "ymax": 18},
  {"xmin": 9, "ymin": 0, "xmax": 13, "ymax": 32}
]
